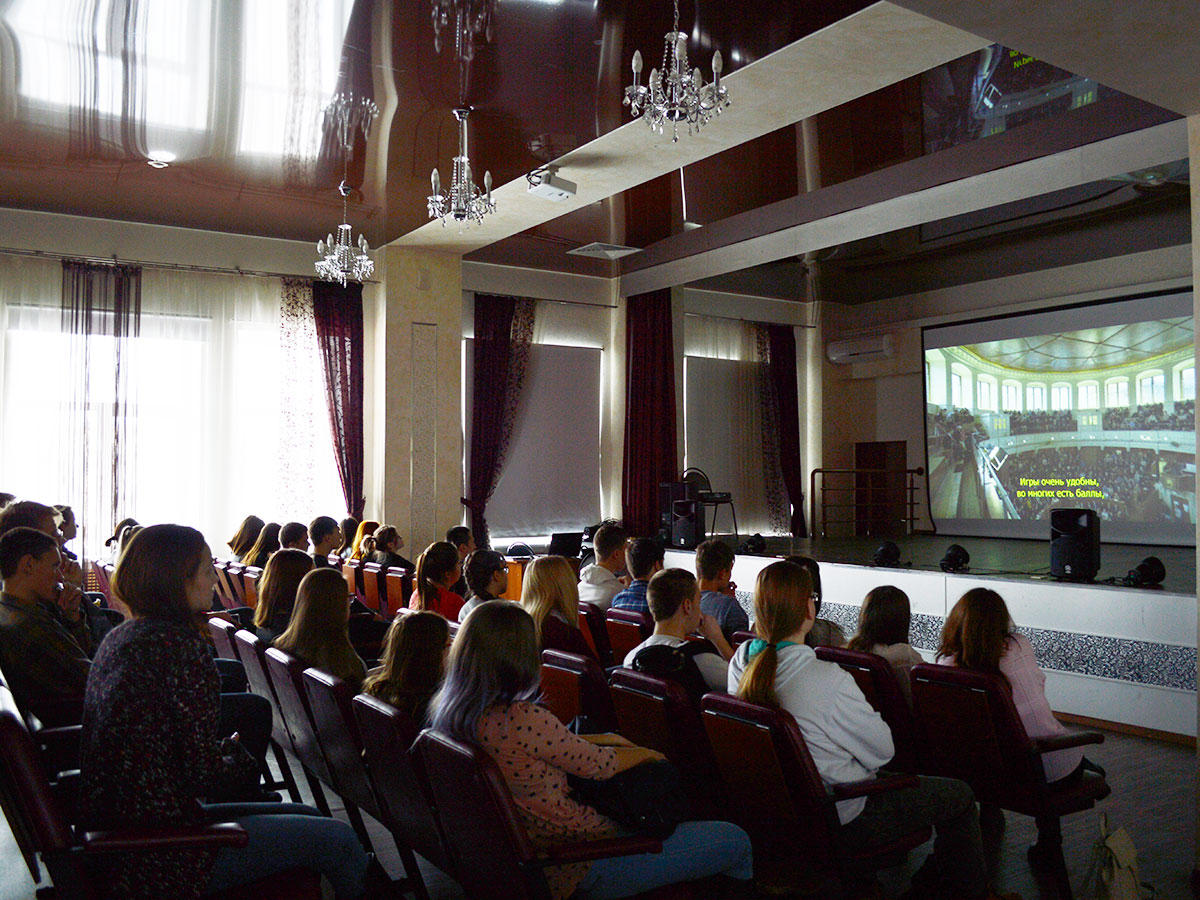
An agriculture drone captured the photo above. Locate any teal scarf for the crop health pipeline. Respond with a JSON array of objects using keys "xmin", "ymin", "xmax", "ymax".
[{"xmin": 746, "ymin": 639, "xmax": 799, "ymax": 660}]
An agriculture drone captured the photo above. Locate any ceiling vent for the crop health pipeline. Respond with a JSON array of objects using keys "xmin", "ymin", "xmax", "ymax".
[{"xmin": 567, "ymin": 242, "xmax": 642, "ymax": 260}]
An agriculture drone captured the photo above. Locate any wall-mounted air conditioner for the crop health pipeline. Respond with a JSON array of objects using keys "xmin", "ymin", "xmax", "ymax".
[{"xmin": 826, "ymin": 334, "xmax": 895, "ymax": 365}]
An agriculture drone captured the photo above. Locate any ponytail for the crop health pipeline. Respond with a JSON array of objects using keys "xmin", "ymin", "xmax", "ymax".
[
  {"xmin": 414, "ymin": 541, "xmax": 460, "ymax": 611},
  {"xmin": 735, "ymin": 561, "xmax": 812, "ymax": 709}
]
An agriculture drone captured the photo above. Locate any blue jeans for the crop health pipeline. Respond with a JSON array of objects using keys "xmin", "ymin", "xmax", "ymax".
[
  {"xmin": 574, "ymin": 820, "xmax": 753, "ymax": 899},
  {"xmin": 202, "ymin": 802, "xmax": 369, "ymax": 898}
]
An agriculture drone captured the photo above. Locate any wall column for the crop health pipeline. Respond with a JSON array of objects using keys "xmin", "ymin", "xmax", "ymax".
[
  {"xmin": 365, "ymin": 246, "xmax": 463, "ymax": 553},
  {"xmin": 1189, "ymin": 113, "xmax": 1200, "ymax": 888}
]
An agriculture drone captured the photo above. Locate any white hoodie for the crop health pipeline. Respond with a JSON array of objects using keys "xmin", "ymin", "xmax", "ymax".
[
  {"xmin": 577, "ymin": 564, "xmax": 622, "ymax": 611},
  {"xmin": 728, "ymin": 641, "xmax": 894, "ymax": 823}
]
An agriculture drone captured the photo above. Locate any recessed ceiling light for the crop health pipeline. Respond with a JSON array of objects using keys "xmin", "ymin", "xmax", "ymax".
[{"xmin": 147, "ymin": 150, "xmax": 176, "ymax": 168}]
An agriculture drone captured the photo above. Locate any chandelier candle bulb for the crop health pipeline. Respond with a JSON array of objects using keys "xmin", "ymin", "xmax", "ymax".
[{"xmin": 432, "ymin": 168, "xmax": 441, "ymax": 196}]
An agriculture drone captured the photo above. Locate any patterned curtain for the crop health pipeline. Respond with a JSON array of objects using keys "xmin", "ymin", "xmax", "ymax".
[
  {"xmin": 465, "ymin": 294, "xmax": 535, "ymax": 548},
  {"xmin": 60, "ymin": 260, "xmax": 142, "ymax": 556},
  {"xmin": 312, "ymin": 280, "xmax": 366, "ymax": 519},
  {"xmin": 757, "ymin": 323, "xmax": 807, "ymax": 537},
  {"xmin": 279, "ymin": 278, "xmax": 325, "ymax": 507},
  {"xmin": 621, "ymin": 289, "xmax": 677, "ymax": 537}
]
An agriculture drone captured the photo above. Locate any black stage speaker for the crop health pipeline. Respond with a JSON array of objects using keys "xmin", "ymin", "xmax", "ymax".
[
  {"xmin": 671, "ymin": 499, "xmax": 704, "ymax": 550},
  {"xmin": 659, "ymin": 481, "xmax": 696, "ymax": 530},
  {"xmin": 1049, "ymin": 508, "xmax": 1100, "ymax": 582}
]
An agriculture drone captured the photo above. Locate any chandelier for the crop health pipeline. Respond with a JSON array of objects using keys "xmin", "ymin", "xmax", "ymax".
[
  {"xmin": 624, "ymin": 0, "xmax": 730, "ymax": 141},
  {"xmin": 428, "ymin": 106, "xmax": 495, "ymax": 227},
  {"xmin": 315, "ymin": 92, "xmax": 379, "ymax": 286},
  {"xmin": 431, "ymin": 0, "xmax": 494, "ymax": 64}
]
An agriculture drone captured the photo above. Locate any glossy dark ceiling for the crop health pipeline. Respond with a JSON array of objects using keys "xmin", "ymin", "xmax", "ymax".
[{"xmin": 0, "ymin": 0, "xmax": 872, "ymax": 248}]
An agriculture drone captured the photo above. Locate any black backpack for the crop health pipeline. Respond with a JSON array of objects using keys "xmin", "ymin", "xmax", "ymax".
[{"xmin": 631, "ymin": 640, "xmax": 714, "ymax": 706}]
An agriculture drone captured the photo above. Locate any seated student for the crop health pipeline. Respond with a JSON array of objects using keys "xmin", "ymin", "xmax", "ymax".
[
  {"xmin": 521, "ymin": 556, "xmax": 596, "ymax": 661},
  {"xmin": 0, "ymin": 527, "xmax": 92, "ymax": 719},
  {"xmin": 252, "ymin": 549, "xmax": 314, "ymax": 645},
  {"xmin": 79, "ymin": 524, "xmax": 371, "ymax": 900},
  {"xmin": 445, "ymin": 525, "xmax": 475, "ymax": 598},
  {"xmin": 694, "ymin": 539, "xmax": 748, "ymax": 642},
  {"xmin": 273, "ymin": 568, "xmax": 366, "ymax": 691},
  {"xmin": 430, "ymin": 601, "xmax": 753, "ymax": 900},
  {"xmin": 278, "ymin": 521, "xmax": 308, "ymax": 551},
  {"xmin": 731, "ymin": 561, "xmax": 1018, "ymax": 900},
  {"xmin": 347, "ymin": 519, "xmax": 380, "ymax": 562},
  {"xmin": 308, "ymin": 515, "xmax": 341, "ymax": 569},
  {"xmin": 364, "ymin": 524, "xmax": 416, "ymax": 571},
  {"xmin": 54, "ymin": 504, "xmax": 78, "ymax": 560},
  {"xmin": 577, "ymin": 521, "xmax": 630, "ymax": 612},
  {"xmin": 609, "ymin": 538, "xmax": 664, "ymax": 615},
  {"xmin": 104, "ymin": 517, "xmax": 139, "ymax": 563},
  {"xmin": 847, "ymin": 585, "xmax": 924, "ymax": 703},
  {"xmin": 786, "ymin": 555, "xmax": 846, "ymax": 648},
  {"xmin": 336, "ymin": 516, "xmax": 359, "ymax": 560},
  {"xmin": 409, "ymin": 541, "xmax": 465, "ymax": 621},
  {"xmin": 243, "ymin": 522, "xmax": 281, "ymax": 570},
  {"xmin": 938, "ymin": 588, "xmax": 1090, "ymax": 785},
  {"xmin": 227, "ymin": 514, "xmax": 265, "ymax": 563},
  {"xmin": 363, "ymin": 611, "xmax": 450, "ymax": 727},
  {"xmin": 624, "ymin": 568, "xmax": 733, "ymax": 694},
  {"xmin": 458, "ymin": 548, "xmax": 509, "ymax": 622}
]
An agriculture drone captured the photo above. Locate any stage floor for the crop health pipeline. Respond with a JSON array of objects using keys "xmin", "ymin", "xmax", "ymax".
[{"xmin": 754, "ymin": 533, "xmax": 1196, "ymax": 595}]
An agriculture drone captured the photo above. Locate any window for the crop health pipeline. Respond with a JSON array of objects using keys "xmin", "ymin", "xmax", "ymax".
[
  {"xmin": 1050, "ymin": 384, "xmax": 1072, "ymax": 410},
  {"xmin": 1178, "ymin": 366, "xmax": 1195, "ymax": 402},
  {"xmin": 1137, "ymin": 372, "xmax": 1165, "ymax": 405},
  {"xmin": 1079, "ymin": 382, "xmax": 1099, "ymax": 409},
  {"xmin": 1002, "ymin": 382, "xmax": 1021, "ymax": 411},
  {"xmin": 1026, "ymin": 384, "xmax": 1046, "ymax": 411},
  {"xmin": 950, "ymin": 372, "xmax": 963, "ymax": 408},
  {"xmin": 1105, "ymin": 379, "xmax": 1129, "ymax": 407},
  {"xmin": 977, "ymin": 378, "xmax": 996, "ymax": 411}
]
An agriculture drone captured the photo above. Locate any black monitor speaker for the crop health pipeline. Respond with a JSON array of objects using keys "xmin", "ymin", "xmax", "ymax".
[
  {"xmin": 1049, "ymin": 508, "xmax": 1100, "ymax": 582},
  {"xmin": 659, "ymin": 481, "xmax": 696, "ymax": 529},
  {"xmin": 670, "ymin": 499, "xmax": 704, "ymax": 550}
]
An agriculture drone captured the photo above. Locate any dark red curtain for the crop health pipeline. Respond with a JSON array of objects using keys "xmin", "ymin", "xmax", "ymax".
[
  {"xmin": 465, "ymin": 296, "xmax": 518, "ymax": 547},
  {"xmin": 622, "ymin": 289, "xmax": 678, "ymax": 537},
  {"xmin": 312, "ymin": 280, "xmax": 365, "ymax": 519},
  {"xmin": 767, "ymin": 324, "xmax": 806, "ymax": 537}
]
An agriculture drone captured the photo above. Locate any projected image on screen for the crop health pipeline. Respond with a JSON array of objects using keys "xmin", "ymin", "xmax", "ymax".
[{"xmin": 924, "ymin": 293, "xmax": 1196, "ymax": 544}]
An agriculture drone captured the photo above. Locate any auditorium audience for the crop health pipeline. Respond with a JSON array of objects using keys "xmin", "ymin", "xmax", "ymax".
[
  {"xmin": 847, "ymin": 585, "xmax": 924, "ymax": 702},
  {"xmin": 348, "ymin": 519, "xmax": 380, "ymax": 561},
  {"xmin": 363, "ymin": 610, "xmax": 449, "ymax": 727},
  {"xmin": 446, "ymin": 525, "xmax": 475, "ymax": 598},
  {"xmin": 731, "ymin": 561, "xmax": 1017, "ymax": 900},
  {"xmin": 410, "ymin": 541, "xmax": 465, "ymax": 621},
  {"xmin": 694, "ymin": 539, "xmax": 748, "ymax": 642},
  {"xmin": 610, "ymin": 537, "xmax": 664, "ymax": 614},
  {"xmin": 785, "ymin": 556, "xmax": 846, "ymax": 648},
  {"xmin": 577, "ymin": 521, "xmax": 630, "ymax": 611},
  {"xmin": 54, "ymin": 504, "xmax": 78, "ymax": 558},
  {"xmin": 625, "ymin": 568, "xmax": 732, "ymax": 694},
  {"xmin": 308, "ymin": 515, "xmax": 341, "ymax": 568},
  {"xmin": 278, "ymin": 521, "xmax": 308, "ymax": 551},
  {"xmin": 337, "ymin": 516, "xmax": 359, "ymax": 559},
  {"xmin": 273, "ymin": 568, "xmax": 366, "ymax": 691},
  {"xmin": 243, "ymin": 521, "xmax": 281, "ymax": 569},
  {"xmin": 78, "ymin": 524, "xmax": 370, "ymax": 900},
  {"xmin": 364, "ymin": 524, "xmax": 416, "ymax": 571},
  {"xmin": 251, "ymin": 548, "xmax": 314, "ymax": 645},
  {"xmin": 1008, "ymin": 409, "xmax": 1077, "ymax": 435},
  {"xmin": 104, "ymin": 516, "xmax": 139, "ymax": 561},
  {"xmin": 227, "ymin": 515, "xmax": 264, "ymax": 562},
  {"xmin": 457, "ymin": 548, "xmax": 509, "ymax": 621},
  {"xmin": 937, "ymin": 588, "xmax": 1088, "ymax": 785},
  {"xmin": 521, "ymin": 555, "xmax": 596, "ymax": 661},
  {"xmin": 0, "ymin": 526, "xmax": 92, "ymax": 721},
  {"xmin": 429, "ymin": 601, "xmax": 753, "ymax": 899}
]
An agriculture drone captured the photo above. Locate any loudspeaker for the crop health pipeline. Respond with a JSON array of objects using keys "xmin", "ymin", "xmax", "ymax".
[
  {"xmin": 1049, "ymin": 508, "xmax": 1100, "ymax": 582},
  {"xmin": 659, "ymin": 481, "xmax": 696, "ymax": 529},
  {"xmin": 670, "ymin": 499, "xmax": 703, "ymax": 550}
]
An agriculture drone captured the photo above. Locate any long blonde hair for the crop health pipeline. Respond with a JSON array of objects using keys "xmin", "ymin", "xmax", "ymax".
[
  {"xmin": 520, "ymin": 556, "xmax": 579, "ymax": 639},
  {"xmin": 274, "ymin": 568, "xmax": 363, "ymax": 686},
  {"xmin": 737, "ymin": 561, "xmax": 812, "ymax": 709},
  {"xmin": 253, "ymin": 548, "xmax": 314, "ymax": 630}
]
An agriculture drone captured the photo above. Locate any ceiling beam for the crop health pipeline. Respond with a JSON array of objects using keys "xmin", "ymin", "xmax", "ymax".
[{"xmin": 389, "ymin": 1, "xmax": 989, "ymax": 254}]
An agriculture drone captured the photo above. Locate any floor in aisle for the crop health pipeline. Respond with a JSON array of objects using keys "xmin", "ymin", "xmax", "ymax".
[{"xmin": 1, "ymin": 725, "xmax": 1193, "ymax": 900}]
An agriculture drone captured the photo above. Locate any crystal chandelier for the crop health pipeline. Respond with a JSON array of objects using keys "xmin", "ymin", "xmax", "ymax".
[
  {"xmin": 315, "ymin": 92, "xmax": 379, "ymax": 286},
  {"xmin": 428, "ymin": 106, "xmax": 495, "ymax": 227},
  {"xmin": 624, "ymin": 0, "xmax": 730, "ymax": 141},
  {"xmin": 431, "ymin": 0, "xmax": 494, "ymax": 64}
]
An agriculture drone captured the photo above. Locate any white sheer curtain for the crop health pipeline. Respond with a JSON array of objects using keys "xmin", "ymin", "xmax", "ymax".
[
  {"xmin": 0, "ymin": 260, "xmax": 345, "ymax": 560},
  {"xmin": 683, "ymin": 314, "xmax": 775, "ymax": 536}
]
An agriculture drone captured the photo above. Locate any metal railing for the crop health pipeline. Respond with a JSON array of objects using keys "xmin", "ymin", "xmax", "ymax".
[{"xmin": 809, "ymin": 467, "xmax": 925, "ymax": 538}]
